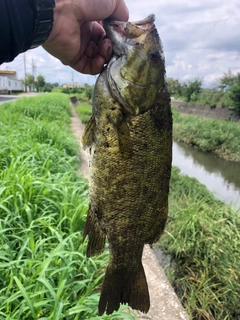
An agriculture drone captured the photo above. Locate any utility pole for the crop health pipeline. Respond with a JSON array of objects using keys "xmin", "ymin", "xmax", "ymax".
[
  {"xmin": 71, "ymin": 71, "xmax": 75, "ymax": 88},
  {"xmin": 23, "ymin": 53, "xmax": 27, "ymax": 92},
  {"xmin": 32, "ymin": 57, "xmax": 36, "ymax": 91}
]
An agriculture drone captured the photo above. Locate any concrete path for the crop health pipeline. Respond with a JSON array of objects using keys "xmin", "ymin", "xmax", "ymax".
[{"xmin": 70, "ymin": 106, "xmax": 190, "ymax": 320}]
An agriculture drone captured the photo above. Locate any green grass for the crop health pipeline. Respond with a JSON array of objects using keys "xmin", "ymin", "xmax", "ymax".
[
  {"xmin": 172, "ymin": 107, "xmax": 240, "ymax": 162},
  {"xmin": 159, "ymin": 166, "xmax": 240, "ymax": 320},
  {"xmin": 0, "ymin": 94, "xmax": 135, "ymax": 319},
  {"xmin": 75, "ymin": 102, "xmax": 92, "ymax": 124},
  {"xmin": 195, "ymin": 89, "xmax": 232, "ymax": 108}
]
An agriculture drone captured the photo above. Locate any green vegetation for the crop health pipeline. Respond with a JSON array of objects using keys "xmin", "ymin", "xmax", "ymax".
[
  {"xmin": 22, "ymin": 74, "xmax": 58, "ymax": 92},
  {"xmin": 61, "ymin": 84, "xmax": 94, "ymax": 101},
  {"xmin": 0, "ymin": 94, "xmax": 134, "ymax": 319},
  {"xmin": 75, "ymin": 102, "xmax": 92, "ymax": 124},
  {"xmin": 168, "ymin": 70, "xmax": 240, "ymax": 115},
  {"xmin": 159, "ymin": 166, "xmax": 240, "ymax": 320},
  {"xmin": 182, "ymin": 79, "xmax": 202, "ymax": 103},
  {"xmin": 228, "ymin": 73, "xmax": 240, "ymax": 116},
  {"xmin": 61, "ymin": 83, "xmax": 94, "ymax": 124},
  {"xmin": 172, "ymin": 107, "xmax": 240, "ymax": 162},
  {"xmin": 193, "ymin": 88, "xmax": 232, "ymax": 109}
]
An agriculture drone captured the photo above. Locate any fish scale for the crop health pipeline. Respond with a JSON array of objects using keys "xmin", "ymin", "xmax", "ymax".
[{"xmin": 82, "ymin": 14, "xmax": 172, "ymax": 316}]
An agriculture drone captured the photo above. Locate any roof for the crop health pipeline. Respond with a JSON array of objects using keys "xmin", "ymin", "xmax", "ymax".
[{"xmin": 0, "ymin": 70, "xmax": 16, "ymax": 75}]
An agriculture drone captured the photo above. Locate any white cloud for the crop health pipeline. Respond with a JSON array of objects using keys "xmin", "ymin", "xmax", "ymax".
[{"xmin": 1, "ymin": 0, "xmax": 240, "ymax": 87}]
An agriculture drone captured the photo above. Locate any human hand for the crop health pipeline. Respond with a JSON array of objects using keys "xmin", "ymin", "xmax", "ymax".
[{"xmin": 42, "ymin": 0, "xmax": 129, "ymax": 75}]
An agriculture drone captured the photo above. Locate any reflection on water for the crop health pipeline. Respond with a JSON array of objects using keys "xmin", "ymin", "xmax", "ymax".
[{"xmin": 173, "ymin": 140, "xmax": 240, "ymax": 209}]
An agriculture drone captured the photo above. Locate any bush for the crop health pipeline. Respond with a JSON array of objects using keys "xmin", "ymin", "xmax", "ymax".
[
  {"xmin": 182, "ymin": 79, "xmax": 202, "ymax": 102},
  {"xmin": 229, "ymin": 79, "xmax": 240, "ymax": 116}
]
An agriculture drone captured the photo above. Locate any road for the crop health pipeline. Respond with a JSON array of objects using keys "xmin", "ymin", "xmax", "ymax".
[
  {"xmin": 0, "ymin": 93, "xmax": 40, "ymax": 104},
  {"xmin": 0, "ymin": 95, "xmax": 18, "ymax": 104}
]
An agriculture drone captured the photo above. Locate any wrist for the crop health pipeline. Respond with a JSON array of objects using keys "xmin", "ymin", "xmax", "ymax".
[{"xmin": 30, "ymin": 0, "xmax": 55, "ymax": 49}]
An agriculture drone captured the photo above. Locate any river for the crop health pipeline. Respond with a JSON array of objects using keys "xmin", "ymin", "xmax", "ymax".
[
  {"xmin": 155, "ymin": 140, "xmax": 240, "ymax": 265},
  {"xmin": 172, "ymin": 140, "xmax": 240, "ymax": 210}
]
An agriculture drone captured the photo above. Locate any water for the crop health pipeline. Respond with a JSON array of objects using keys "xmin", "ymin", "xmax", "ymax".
[
  {"xmin": 155, "ymin": 140, "xmax": 240, "ymax": 266},
  {"xmin": 173, "ymin": 140, "xmax": 240, "ymax": 209}
]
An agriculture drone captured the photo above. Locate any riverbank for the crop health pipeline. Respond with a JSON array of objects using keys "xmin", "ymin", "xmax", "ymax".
[
  {"xmin": 172, "ymin": 140, "xmax": 240, "ymax": 209},
  {"xmin": 158, "ymin": 166, "xmax": 240, "ymax": 320},
  {"xmin": 171, "ymin": 104, "xmax": 240, "ymax": 162}
]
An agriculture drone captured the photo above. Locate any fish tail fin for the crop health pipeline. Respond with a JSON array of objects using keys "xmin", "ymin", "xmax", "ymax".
[
  {"xmin": 83, "ymin": 210, "xmax": 106, "ymax": 257},
  {"xmin": 98, "ymin": 263, "xmax": 150, "ymax": 316}
]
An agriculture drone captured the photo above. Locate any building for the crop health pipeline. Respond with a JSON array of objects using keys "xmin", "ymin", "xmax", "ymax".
[
  {"xmin": 62, "ymin": 82, "xmax": 83, "ymax": 89},
  {"xmin": 0, "ymin": 70, "xmax": 24, "ymax": 94}
]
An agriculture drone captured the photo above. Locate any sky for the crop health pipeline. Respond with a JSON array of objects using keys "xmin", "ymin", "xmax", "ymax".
[{"xmin": 1, "ymin": 0, "xmax": 240, "ymax": 87}]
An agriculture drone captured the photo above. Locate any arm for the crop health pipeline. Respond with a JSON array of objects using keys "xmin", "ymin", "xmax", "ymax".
[
  {"xmin": 0, "ymin": 0, "xmax": 35, "ymax": 63},
  {"xmin": 43, "ymin": 0, "xmax": 129, "ymax": 74},
  {"xmin": 0, "ymin": 0, "xmax": 129, "ymax": 75}
]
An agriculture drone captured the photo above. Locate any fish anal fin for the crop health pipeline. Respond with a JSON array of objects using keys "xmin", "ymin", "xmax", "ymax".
[
  {"xmin": 81, "ymin": 116, "xmax": 96, "ymax": 149},
  {"xmin": 98, "ymin": 263, "xmax": 150, "ymax": 316}
]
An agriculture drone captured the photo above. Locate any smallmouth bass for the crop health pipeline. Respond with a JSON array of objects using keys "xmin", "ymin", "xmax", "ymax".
[{"xmin": 82, "ymin": 14, "xmax": 172, "ymax": 316}]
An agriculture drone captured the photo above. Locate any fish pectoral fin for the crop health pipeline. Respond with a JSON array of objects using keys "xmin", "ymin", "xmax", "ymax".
[
  {"xmin": 81, "ymin": 116, "xmax": 96, "ymax": 149},
  {"xmin": 98, "ymin": 263, "xmax": 150, "ymax": 316},
  {"xmin": 83, "ymin": 206, "xmax": 106, "ymax": 257},
  {"xmin": 116, "ymin": 121, "xmax": 133, "ymax": 158},
  {"xmin": 108, "ymin": 110, "xmax": 133, "ymax": 158}
]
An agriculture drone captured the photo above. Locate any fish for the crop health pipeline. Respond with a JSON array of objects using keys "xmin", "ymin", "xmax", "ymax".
[{"xmin": 82, "ymin": 14, "xmax": 172, "ymax": 316}]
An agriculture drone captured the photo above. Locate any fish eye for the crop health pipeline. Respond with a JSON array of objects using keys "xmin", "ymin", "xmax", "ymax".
[{"xmin": 149, "ymin": 49, "xmax": 161, "ymax": 62}]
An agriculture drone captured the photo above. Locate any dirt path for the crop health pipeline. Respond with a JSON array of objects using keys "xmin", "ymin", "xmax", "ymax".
[{"xmin": 70, "ymin": 106, "xmax": 189, "ymax": 320}]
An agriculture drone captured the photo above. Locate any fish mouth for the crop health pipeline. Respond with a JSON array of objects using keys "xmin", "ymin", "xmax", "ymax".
[
  {"xmin": 104, "ymin": 14, "xmax": 159, "ymax": 115},
  {"xmin": 103, "ymin": 14, "xmax": 156, "ymax": 56},
  {"xmin": 107, "ymin": 14, "xmax": 155, "ymax": 38}
]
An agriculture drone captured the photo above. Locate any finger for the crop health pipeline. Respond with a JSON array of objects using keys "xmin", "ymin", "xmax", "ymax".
[
  {"xmin": 77, "ymin": 0, "xmax": 129, "ymax": 22},
  {"xmin": 71, "ymin": 54, "xmax": 105, "ymax": 75},
  {"xmin": 81, "ymin": 21, "xmax": 105, "ymax": 46},
  {"xmin": 109, "ymin": 0, "xmax": 129, "ymax": 21},
  {"xmin": 84, "ymin": 38, "xmax": 112, "ymax": 60},
  {"xmin": 84, "ymin": 41, "xmax": 99, "ymax": 58},
  {"xmin": 98, "ymin": 38, "xmax": 112, "ymax": 62}
]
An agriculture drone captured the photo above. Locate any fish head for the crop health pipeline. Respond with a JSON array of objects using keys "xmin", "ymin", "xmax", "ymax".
[{"xmin": 104, "ymin": 14, "xmax": 166, "ymax": 115}]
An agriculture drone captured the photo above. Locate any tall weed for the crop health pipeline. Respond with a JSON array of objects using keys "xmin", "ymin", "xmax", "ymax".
[
  {"xmin": 0, "ymin": 94, "xmax": 135, "ymax": 319},
  {"xmin": 75, "ymin": 102, "xmax": 92, "ymax": 124},
  {"xmin": 160, "ymin": 167, "xmax": 240, "ymax": 319}
]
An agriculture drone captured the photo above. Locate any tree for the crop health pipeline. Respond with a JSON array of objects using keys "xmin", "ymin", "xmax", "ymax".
[
  {"xmin": 35, "ymin": 74, "xmax": 46, "ymax": 92},
  {"xmin": 218, "ymin": 70, "xmax": 237, "ymax": 92},
  {"xmin": 25, "ymin": 73, "xmax": 34, "ymax": 88},
  {"xmin": 84, "ymin": 84, "xmax": 94, "ymax": 100},
  {"xmin": 167, "ymin": 78, "xmax": 183, "ymax": 97},
  {"xmin": 228, "ymin": 73, "xmax": 240, "ymax": 116},
  {"xmin": 182, "ymin": 78, "xmax": 202, "ymax": 102}
]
